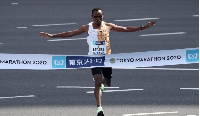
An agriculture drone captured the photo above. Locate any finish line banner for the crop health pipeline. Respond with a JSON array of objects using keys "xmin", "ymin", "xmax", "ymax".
[{"xmin": 0, "ymin": 48, "xmax": 198, "ymax": 69}]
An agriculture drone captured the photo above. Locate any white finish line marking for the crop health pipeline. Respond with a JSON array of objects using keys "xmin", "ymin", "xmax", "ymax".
[
  {"xmin": 180, "ymin": 88, "xmax": 199, "ymax": 90},
  {"xmin": 48, "ymin": 38, "xmax": 87, "ymax": 42},
  {"xmin": 0, "ymin": 43, "xmax": 3, "ymax": 45},
  {"xmin": 139, "ymin": 32, "xmax": 186, "ymax": 37},
  {"xmin": 17, "ymin": 27, "xmax": 27, "ymax": 29},
  {"xmin": 56, "ymin": 86, "xmax": 119, "ymax": 89},
  {"xmin": 0, "ymin": 95, "xmax": 35, "ymax": 100},
  {"xmin": 114, "ymin": 18, "xmax": 159, "ymax": 22},
  {"xmin": 11, "ymin": 3, "xmax": 19, "ymax": 5},
  {"xmin": 192, "ymin": 15, "xmax": 199, "ymax": 17},
  {"xmin": 86, "ymin": 89, "xmax": 143, "ymax": 93},
  {"xmin": 32, "ymin": 23, "xmax": 77, "ymax": 27},
  {"xmin": 123, "ymin": 111, "xmax": 178, "ymax": 116},
  {"xmin": 114, "ymin": 68, "xmax": 199, "ymax": 71}
]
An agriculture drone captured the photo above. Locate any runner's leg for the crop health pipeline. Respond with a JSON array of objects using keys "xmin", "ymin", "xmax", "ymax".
[
  {"xmin": 91, "ymin": 68, "xmax": 103, "ymax": 107},
  {"xmin": 93, "ymin": 74, "xmax": 103, "ymax": 107},
  {"xmin": 91, "ymin": 68, "xmax": 104, "ymax": 115}
]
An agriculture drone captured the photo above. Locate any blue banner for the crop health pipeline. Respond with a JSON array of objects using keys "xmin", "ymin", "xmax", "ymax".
[{"xmin": 66, "ymin": 56, "xmax": 105, "ymax": 68}]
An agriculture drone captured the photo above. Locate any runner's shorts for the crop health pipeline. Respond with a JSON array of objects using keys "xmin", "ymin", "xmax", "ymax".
[{"xmin": 91, "ymin": 67, "xmax": 112, "ymax": 79}]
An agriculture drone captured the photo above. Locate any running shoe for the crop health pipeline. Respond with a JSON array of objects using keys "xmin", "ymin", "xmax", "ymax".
[
  {"xmin": 97, "ymin": 107, "xmax": 104, "ymax": 116},
  {"xmin": 97, "ymin": 111, "xmax": 104, "ymax": 116}
]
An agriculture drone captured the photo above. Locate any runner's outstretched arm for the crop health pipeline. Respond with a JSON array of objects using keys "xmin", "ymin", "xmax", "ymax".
[
  {"xmin": 109, "ymin": 20, "xmax": 156, "ymax": 32},
  {"xmin": 40, "ymin": 25, "xmax": 87, "ymax": 38}
]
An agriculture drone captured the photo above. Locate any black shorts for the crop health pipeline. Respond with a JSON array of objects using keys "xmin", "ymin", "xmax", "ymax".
[{"xmin": 91, "ymin": 67, "xmax": 112, "ymax": 79}]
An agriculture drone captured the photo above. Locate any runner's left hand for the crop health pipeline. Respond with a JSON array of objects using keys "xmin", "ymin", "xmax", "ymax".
[{"xmin": 144, "ymin": 20, "xmax": 156, "ymax": 29}]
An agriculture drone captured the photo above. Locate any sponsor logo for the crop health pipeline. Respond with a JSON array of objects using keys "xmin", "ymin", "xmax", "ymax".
[
  {"xmin": 66, "ymin": 56, "xmax": 105, "ymax": 68},
  {"xmin": 89, "ymin": 30, "xmax": 93, "ymax": 34},
  {"xmin": 110, "ymin": 58, "xmax": 115, "ymax": 64},
  {"xmin": 93, "ymin": 41, "xmax": 105, "ymax": 45},
  {"xmin": 89, "ymin": 30, "xmax": 95, "ymax": 34},
  {"xmin": 52, "ymin": 56, "xmax": 66, "ymax": 68},
  {"xmin": 186, "ymin": 49, "xmax": 199, "ymax": 62}
]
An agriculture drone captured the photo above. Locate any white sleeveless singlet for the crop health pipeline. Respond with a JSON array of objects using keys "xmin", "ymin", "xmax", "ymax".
[{"xmin": 87, "ymin": 21, "xmax": 111, "ymax": 55}]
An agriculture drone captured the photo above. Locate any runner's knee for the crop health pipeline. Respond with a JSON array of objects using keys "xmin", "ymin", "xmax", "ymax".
[{"xmin": 94, "ymin": 74, "xmax": 102, "ymax": 87}]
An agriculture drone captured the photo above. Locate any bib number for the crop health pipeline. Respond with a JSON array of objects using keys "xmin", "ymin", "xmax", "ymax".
[{"xmin": 92, "ymin": 41, "xmax": 106, "ymax": 55}]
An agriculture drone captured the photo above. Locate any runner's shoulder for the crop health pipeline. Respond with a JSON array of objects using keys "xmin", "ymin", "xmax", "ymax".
[
  {"xmin": 105, "ymin": 23, "xmax": 116, "ymax": 26},
  {"xmin": 105, "ymin": 23, "xmax": 117, "ymax": 30}
]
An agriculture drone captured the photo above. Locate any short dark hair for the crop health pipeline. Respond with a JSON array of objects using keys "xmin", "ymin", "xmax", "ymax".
[{"xmin": 92, "ymin": 8, "xmax": 102, "ymax": 15}]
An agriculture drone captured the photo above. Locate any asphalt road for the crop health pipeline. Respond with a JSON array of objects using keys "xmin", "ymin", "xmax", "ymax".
[{"xmin": 0, "ymin": 0, "xmax": 199, "ymax": 116}]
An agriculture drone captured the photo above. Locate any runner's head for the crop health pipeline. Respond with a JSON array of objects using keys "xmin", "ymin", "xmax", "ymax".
[{"xmin": 91, "ymin": 8, "xmax": 104, "ymax": 25}]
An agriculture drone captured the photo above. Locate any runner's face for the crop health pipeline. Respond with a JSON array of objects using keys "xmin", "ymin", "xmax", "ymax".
[{"xmin": 92, "ymin": 10, "xmax": 104, "ymax": 25}]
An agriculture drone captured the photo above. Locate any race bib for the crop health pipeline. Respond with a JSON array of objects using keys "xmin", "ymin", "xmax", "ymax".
[{"xmin": 92, "ymin": 41, "xmax": 107, "ymax": 55}]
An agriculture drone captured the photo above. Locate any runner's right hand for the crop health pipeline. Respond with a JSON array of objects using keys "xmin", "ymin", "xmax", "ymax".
[{"xmin": 40, "ymin": 32, "xmax": 53, "ymax": 38}]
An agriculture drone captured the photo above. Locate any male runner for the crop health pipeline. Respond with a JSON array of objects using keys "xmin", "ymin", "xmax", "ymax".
[{"xmin": 40, "ymin": 8, "xmax": 156, "ymax": 116}]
